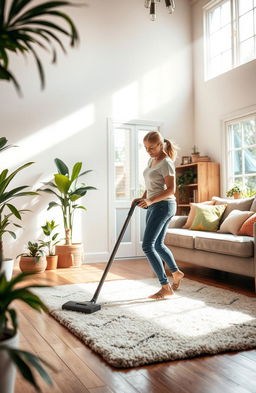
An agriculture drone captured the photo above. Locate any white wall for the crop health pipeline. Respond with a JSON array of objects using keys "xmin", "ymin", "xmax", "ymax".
[
  {"xmin": 192, "ymin": 0, "xmax": 256, "ymax": 195},
  {"xmin": 1, "ymin": 0, "xmax": 193, "ymax": 262}
]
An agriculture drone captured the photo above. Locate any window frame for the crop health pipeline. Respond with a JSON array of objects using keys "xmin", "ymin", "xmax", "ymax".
[
  {"xmin": 223, "ymin": 108, "xmax": 256, "ymax": 195},
  {"xmin": 204, "ymin": 0, "xmax": 256, "ymax": 80}
]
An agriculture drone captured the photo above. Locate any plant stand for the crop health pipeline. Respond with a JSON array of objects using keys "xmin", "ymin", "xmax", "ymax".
[{"xmin": 55, "ymin": 243, "xmax": 84, "ymax": 268}]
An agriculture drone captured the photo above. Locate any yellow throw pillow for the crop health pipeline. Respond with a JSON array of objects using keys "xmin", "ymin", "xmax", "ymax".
[
  {"xmin": 183, "ymin": 201, "xmax": 215, "ymax": 229},
  {"xmin": 190, "ymin": 204, "xmax": 227, "ymax": 232}
]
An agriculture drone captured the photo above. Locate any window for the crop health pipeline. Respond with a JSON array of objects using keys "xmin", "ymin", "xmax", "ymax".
[
  {"xmin": 226, "ymin": 114, "xmax": 256, "ymax": 194},
  {"xmin": 204, "ymin": 0, "xmax": 256, "ymax": 79}
]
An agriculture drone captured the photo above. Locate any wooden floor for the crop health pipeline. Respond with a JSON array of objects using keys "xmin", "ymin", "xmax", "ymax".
[{"xmin": 15, "ymin": 259, "xmax": 256, "ymax": 393}]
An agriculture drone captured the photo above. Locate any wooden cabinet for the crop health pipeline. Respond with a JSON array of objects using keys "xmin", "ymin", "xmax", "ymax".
[{"xmin": 175, "ymin": 162, "xmax": 220, "ymax": 215}]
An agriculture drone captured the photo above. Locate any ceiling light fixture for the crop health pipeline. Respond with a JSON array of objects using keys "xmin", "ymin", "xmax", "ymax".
[{"xmin": 145, "ymin": 0, "xmax": 175, "ymax": 21}]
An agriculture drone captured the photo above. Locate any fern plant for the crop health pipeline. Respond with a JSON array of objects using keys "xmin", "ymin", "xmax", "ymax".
[{"xmin": 0, "ymin": 0, "xmax": 80, "ymax": 93}]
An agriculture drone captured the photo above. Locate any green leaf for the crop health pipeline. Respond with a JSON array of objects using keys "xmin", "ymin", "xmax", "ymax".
[
  {"xmin": 6, "ymin": 230, "xmax": 16, "ymax": 239},
  {"xmin": 0, "ymin": 137, "xmax": 7, "ymax": 149},
  {"xmin": 47, "ymin": 201, "xmax": 60, "ymax": 210},
  {"xmin": 6, "ymin": 203, "xmax": 21, "ymax": 219},
  {"xmin": 54, "ymin": 158, "xmax": 69, "ymax": 176},
  {"xmin": 54, "ymin": 174, "xmax": 71, "ymax": 194},
  {"xmin": 70, "ymin": 162, "xmax": 82, "ymax": 183}
]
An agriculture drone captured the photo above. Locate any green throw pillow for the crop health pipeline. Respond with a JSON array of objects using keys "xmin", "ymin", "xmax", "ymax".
[{"xmin": 190, "ymin": 204, "xmax": 226, "ymax": 232}]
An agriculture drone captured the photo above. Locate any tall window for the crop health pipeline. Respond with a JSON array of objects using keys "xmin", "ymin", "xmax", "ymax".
[
  {"xmin": 204, "ymin": 0, "xmax": 256, "ymax": 79},
  {"xmin": 226, "ymin": 114, "xmax": 256, "ymax": 194}
]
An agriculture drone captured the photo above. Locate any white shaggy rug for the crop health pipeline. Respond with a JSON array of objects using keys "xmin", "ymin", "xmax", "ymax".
[{"xmin": 33, "ymin": 278, "xmax": 256, "ymax": 368}]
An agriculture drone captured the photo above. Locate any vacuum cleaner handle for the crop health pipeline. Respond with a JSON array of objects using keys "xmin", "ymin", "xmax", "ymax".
[{"xmin": 90, "ymin": 200, "xmax": 140, "ymax": 303}]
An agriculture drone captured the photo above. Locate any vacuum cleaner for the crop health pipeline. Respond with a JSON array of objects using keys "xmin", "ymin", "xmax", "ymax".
[{"xmin": 62, "ymin": 200, "xmax": 140, "ymax": 314}]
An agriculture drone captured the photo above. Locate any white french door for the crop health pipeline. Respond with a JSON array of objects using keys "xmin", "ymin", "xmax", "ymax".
[{"xmin": 108, "ymin": 120, "xmax": 161, "ymax": 258}]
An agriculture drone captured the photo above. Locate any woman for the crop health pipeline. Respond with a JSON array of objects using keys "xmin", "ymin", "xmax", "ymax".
[{"xmin": 134, "ymin": 131, "xmax": 184, "ymax": 299}]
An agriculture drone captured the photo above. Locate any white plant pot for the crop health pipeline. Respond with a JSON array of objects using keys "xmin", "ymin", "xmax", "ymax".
[
  {"xmin": 0, "ymin": 259, "xmax": 14, "ymax": 281},
  {"xmin": 0, "ymin": 331, "xmax": 19, "ymax": 393}
]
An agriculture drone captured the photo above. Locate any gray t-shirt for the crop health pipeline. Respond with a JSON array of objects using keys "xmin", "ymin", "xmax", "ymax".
[{"xmin": 143, "ymin": 157, "xmax": 176, "ymax": 200}]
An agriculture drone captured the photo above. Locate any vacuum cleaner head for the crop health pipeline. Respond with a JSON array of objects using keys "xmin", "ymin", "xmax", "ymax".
[{"xmin": 62, "ymin": 301, "xmax": 101, "ymax": 314}]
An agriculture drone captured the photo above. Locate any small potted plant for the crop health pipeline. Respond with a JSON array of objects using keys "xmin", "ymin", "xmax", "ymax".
[
  {"xmin": 39, "ymin": 220, "xmax": 61, "ymax": 270},
  {"xmin": 38, "ymin": 158, "xmax": 96, "ymax": 268},
  {"xmin": 191, "ymin": 145, "xmax": 200, "ymax": 163},
  {"xmin": 226, "ymin": 184, "xmax": 243, "ymax": 199},
  {"xmin": 18, "ymin": 242, "xmax": 47, "ymax": 273}
]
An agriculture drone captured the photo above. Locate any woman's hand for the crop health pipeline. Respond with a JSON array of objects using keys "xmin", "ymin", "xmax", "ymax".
[{"xmin": 137, "ymin": 198, "xmax": 152, "ymax": 208}]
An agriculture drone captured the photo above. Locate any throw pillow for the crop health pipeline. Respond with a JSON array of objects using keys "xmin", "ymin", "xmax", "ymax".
[
  {"xmin": 238, "ymin": 213, "xmax": 256, "ymax": 236},
  {"xmin": 190, "ymin": 204, "xmax": 226, "ymax": 232},
  {"xmin": 183, "ymin": 201, "xmax": 215, "ymax": 229},
  {"xmin": 218, "ymin": 210, "xmax": 254, "ymax": 235},
  {"xmin": 212, "ymin": 196, "xmax": 254, "ymax": 222}
]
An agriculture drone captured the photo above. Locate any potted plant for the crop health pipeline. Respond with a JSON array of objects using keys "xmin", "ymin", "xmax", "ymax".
[
  {"xmin": 176, "ymin": 169, "xmax": 195, "ymax": 203},
  {"xmin": 191, "ymin": 145, "xmax": 200, "ymax": 163},
  {"xmin": 18, "ymin": 242, "xmax": 47, "ymax": 273},
  {"xmin": 226, "ymin": 184, "xmax": 243, "ymax": 199},
  {"xmin": 39, "ymin": 220, "xmax": 61, "ymax": 270},
  {"xmin": 0, "ymin": 272, "xmax": 55, "ymax": 393},
  {"xmin": 38, "ymin": 158, "xmax": 96, "ymax": 267}
]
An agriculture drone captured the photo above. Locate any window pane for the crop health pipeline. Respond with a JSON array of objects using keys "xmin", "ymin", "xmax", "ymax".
[
  {"xmin": 232, "ymin": 150, "xmax": 242, "ymax": 175},
  {"xmin": 114, "ymin": 128, "xmax": 130, "ymax": 200},
  {"xmin": 210, "ymin": 31, "xmax": 222, "ymax": 56},
  {"xmin": 221, "ymin": 1, "xmax": 231, "ymax": 25},
  {"xmin": 220, "ymin": 25, "xmax": 232, "ymax": 51},
  {"xmin": 240, "ymin": 37, "xmax": 255, "ymax": 64},
  {"xmin": 209, "ymin": 7, "xmax": 221, "ymax": 33},
  {"xmin": 116, "ymin": 209, "xmax": 131, "ymax": 242},
  {"xmin": 245, "ymin": 175, "xmax": 256, "ymax": 192},
  {"xmin": 138, "ymin": 130, "xmax": 149, "ymax": 195},
  {"xmin": 239, "ymin": 11, "xmax": 254, "ymax": 41},
  {"xmin": 231, "ymin": 124, "xmax": 242, "ymax": 148},
  {"xmin": 244, "ymin": 148, "xmax": 256, "ymax": 173},
  {"xmin": 243, "ymin": 119, "xmax": 256, "ymax": 146},
  {"xmin": 239, "ymin": 0, "xmax": 253, "ymax": 16}
]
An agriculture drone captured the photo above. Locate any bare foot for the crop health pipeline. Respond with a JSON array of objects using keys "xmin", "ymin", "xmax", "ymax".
[
  {"xmin": 148, "ymin": 283, "xmax": 174, "ymax": 300},
  {"xmin": 171, "ymin": 270, "xmax": 184, "ymax": 290}
]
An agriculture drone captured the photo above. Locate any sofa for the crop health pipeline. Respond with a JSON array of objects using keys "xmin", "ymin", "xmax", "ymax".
[{"xmin": 165, "ymin": 196, "xmax": 256, "ymax": 291}]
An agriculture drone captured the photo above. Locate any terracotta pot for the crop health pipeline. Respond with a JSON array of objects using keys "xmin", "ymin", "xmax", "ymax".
[
  {"xmin": 191, "ymin": 153, "xmax": 200, "ymax": 163},
  {"xmin": 233, "ymin": 192, "xmax": 242, "ymax": 199},
  {"xmin": 55, "ymin": 243, "xmax": 84, "ymax": 268},
  {"xmin": 19, "ymin": 256, "xmax": 47, "ymax": 273},
  {"xmin": 46, "ymin": 255, "xmax": 58, "ymax": 270},
  {"xmin": 0, "ymin": 331, "xmax": 19, "ymax": 393}
]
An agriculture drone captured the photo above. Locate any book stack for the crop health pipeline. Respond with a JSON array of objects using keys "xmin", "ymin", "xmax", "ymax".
[{"xmin": 197, "ymin": 155, "xmax": 211, "ymax": 162}]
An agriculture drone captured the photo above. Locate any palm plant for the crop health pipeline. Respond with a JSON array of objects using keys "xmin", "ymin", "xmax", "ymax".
[
  {"xmin": 0, "ymin": 0, "xmax": 79, "ymax": 94},
  {"xmin": 38, "ymin": 158, "xmax": 96, "ymax": 245}
]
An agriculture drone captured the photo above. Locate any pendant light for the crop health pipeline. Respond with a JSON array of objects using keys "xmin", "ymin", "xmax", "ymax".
[{"xmin": 144, "ymin": 0, "xmax": 176, "ymax": 20}]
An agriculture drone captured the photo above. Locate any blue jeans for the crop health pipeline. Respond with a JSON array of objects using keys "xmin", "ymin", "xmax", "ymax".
[{"xmin": 142, "ymin": 200, "xmax": 178, "ymax": 285}]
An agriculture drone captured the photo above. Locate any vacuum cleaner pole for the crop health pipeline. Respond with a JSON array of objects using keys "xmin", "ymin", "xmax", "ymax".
[
  {"xmin": 90, "ymin": 200, "xmax": 139, "ymax": 304},
  {"xmin": 62, "ymin": 200, "xmax": 140, "ymax": 313}
]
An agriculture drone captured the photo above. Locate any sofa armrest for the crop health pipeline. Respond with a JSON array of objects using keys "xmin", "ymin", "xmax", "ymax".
[{"xmin": 169, "ymin": 216, "xmax": 188, "ymax": 228}]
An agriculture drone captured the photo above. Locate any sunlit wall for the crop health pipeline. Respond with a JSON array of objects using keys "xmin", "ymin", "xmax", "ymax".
[{"xmin": 0, "ymin": 0, "xmax": 193, "ymax": 262}]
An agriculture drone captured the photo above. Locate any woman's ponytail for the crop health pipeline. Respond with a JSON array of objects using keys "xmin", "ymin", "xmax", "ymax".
[{"xmin": 164, "ymin": 138, "xmax": 179, "ymax": 161}]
